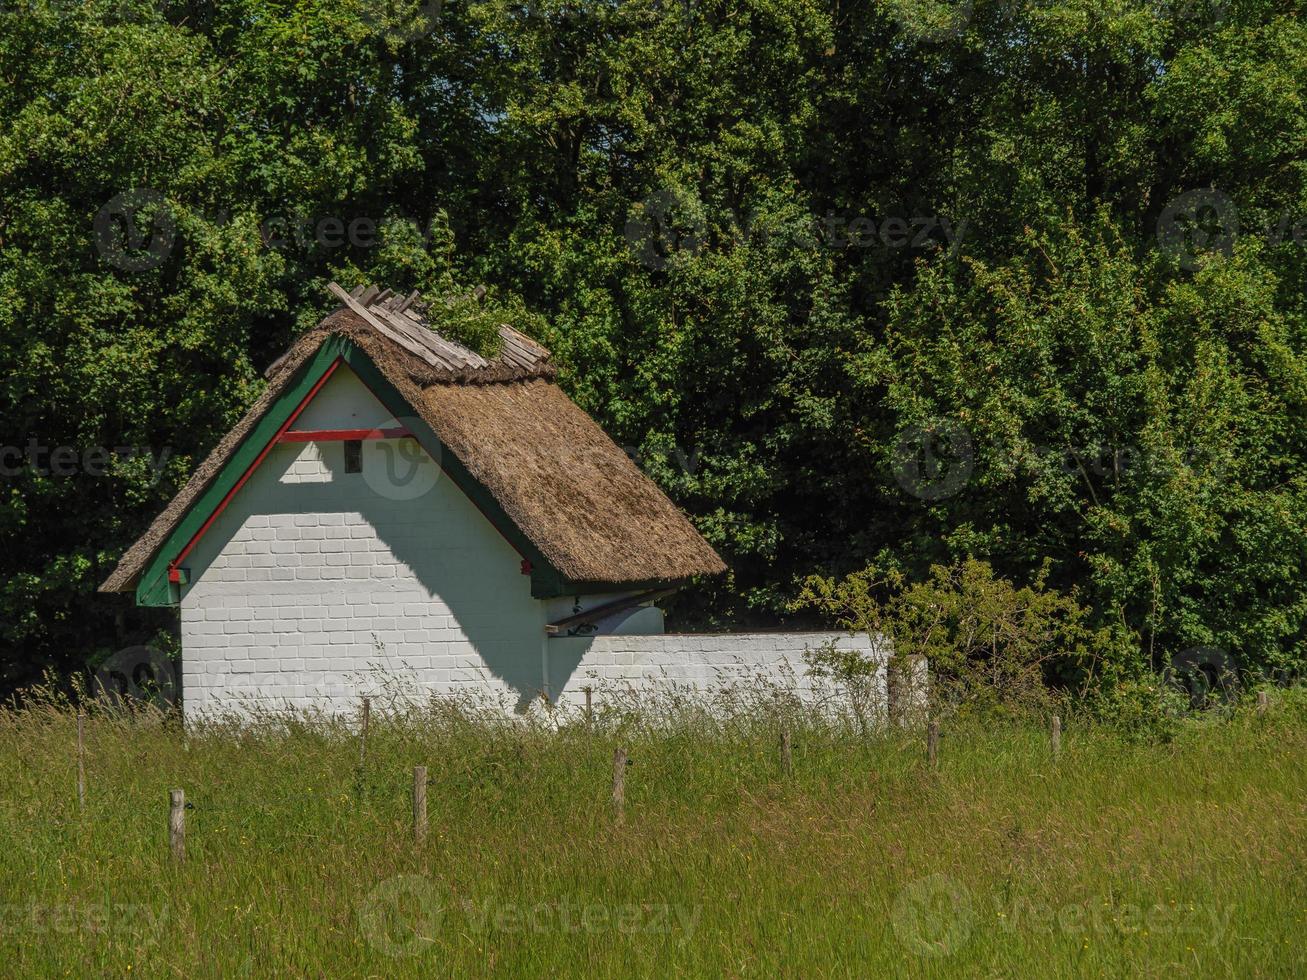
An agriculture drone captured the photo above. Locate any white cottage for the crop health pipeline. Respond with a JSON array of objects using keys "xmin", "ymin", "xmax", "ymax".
[{"xmin": 100, "ymin": 284, "xmax": 727, "ymax": 715}]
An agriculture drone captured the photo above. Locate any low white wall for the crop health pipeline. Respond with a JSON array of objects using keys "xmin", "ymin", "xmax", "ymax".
[{"xmin": 546, "ymin": 631, "xmax": 890, "ymax": 714}]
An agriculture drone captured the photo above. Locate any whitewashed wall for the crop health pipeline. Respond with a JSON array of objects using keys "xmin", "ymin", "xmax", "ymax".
[{"xmin": 545, "ymin": 632, "xmax": 890, "ymax": 714}]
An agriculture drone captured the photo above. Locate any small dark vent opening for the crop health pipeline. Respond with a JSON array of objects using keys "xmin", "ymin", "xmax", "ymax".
[{"xmin": 344, "ymin": 439, "xmax": 363, "ymax": 474}]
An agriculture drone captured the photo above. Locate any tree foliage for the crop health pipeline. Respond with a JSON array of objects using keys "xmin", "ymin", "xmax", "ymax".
[{"xmin": 1, "ymin": 0, "xmax": 1305, "ymax": 687}]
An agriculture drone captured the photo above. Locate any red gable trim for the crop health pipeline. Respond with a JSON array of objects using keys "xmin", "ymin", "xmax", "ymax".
[{"xmin": 166, "ymin": 357, "xmax": 343, "ymax": 582}]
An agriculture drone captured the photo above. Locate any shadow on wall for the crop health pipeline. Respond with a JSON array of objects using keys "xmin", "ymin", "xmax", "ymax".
[
  {"xmin": 546, "ymin": 639, "xmax": 589, "ymax": 702},
  {"xmin": 183, "ymin": 439, "xmax": 549, "ymax": 711}
]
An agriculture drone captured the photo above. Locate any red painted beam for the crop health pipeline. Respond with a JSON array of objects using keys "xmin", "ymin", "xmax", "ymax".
[
  {"xmin": 279, "ymin": 427, "xmax": 413, "ymax": 443},
  {"xmin": 167, "ymin": 357, "xmax": 343, "ymax": 579}
]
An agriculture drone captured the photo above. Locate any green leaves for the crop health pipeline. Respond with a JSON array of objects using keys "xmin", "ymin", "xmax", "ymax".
[
  {"xmin": 878, "ymin": 217, "xmax": 1307, "ymax": 677},
  {"xmin": 798, "ymin": 557, "xmax": 1125, "ymax": 714}
]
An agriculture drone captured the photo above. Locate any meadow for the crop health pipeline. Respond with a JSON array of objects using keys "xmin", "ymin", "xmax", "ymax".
[{"xmin": 0, "ymin": 691, "xmax": 1303, "ymax": 978}]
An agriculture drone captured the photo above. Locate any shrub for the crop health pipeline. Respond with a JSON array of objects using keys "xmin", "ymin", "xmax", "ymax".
[
  {"xmin": 797, "ymin": 558, "xmax": 1129, "ymax": 718},
  {"xmin": 1081, "ymin": 675, "xmax": 1190, "ymax": 744}
]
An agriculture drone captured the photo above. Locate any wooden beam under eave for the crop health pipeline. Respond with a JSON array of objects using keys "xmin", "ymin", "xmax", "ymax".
[
  {"xmin": 544, "ymin": 589, "xmax": 676, "ymax": 635},
  {"xmin": 278, "ymin": 427, "xmax": 413, "ymax": 443}
]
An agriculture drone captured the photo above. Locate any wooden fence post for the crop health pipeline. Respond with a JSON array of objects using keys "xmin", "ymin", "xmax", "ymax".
[
  {"xmin": 76, "ymin": 711, "xmax": 86, "ymax": 813},
  {"xmin": 1257, "ymin": 690, "xmax": 1270, "ymax": 715},
  {"xmin": 780, "ymin": 728, "xmax": 793, "ymax": 779},
  {"xmin": 358, "ymin": 696, "xmax": 371, "ymax": 769},
  {"xmin": 887, "ymin": 654, "xmax": 927, "ymax": 727},
  {"xmin": 612, "ymin": 747, "xmax": 627, "ymax": 822},
  {"xmin": 1051, "ymin": 714, "xmax": 1062, "ymax": 759},
  {"xmin": 169, "ymin": 789, "xmax": 185, "ymax": 863},
  {"xmin": 413, "ymin": 766, "xmax": 428, "ymax": 843},
  {"xmin": 927, "ymin": 720, "xmax": 940, "ymax": 767},
  {"xmin": 887, "ymin": 657, "xmax": 906, "ymax": 727}
]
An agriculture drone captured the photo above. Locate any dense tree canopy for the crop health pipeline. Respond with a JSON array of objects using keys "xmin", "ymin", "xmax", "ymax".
[{"xmin": 1, "ymin": 0, "xmax": 1304, "ymax": 688}]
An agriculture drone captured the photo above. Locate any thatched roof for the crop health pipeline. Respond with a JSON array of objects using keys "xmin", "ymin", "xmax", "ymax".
[{"xmin": 100, "ymin": 284, "xmax": 726, "ymax": 595}]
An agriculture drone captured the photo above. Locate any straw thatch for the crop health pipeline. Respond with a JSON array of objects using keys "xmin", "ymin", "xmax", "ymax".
[{"xmin": 100, "ymin": 292, "xmax": 726, "ymax": 594}]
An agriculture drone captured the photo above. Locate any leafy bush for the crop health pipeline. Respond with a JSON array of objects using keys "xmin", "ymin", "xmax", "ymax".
[
  {"xmin": 797, "ymin": 559, "xmax": 1129, "ymax": 718},
  {"xmin": 1080, "ymin": 676, "xmax": 1190, "ymax": 745}
]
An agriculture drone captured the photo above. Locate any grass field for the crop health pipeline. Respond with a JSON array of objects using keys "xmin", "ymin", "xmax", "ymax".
[{"xmin": 0, "ymin": 692, "xmax": 1303, "ymax": 977}]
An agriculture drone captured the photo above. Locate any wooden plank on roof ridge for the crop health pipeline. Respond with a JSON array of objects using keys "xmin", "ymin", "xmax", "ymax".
[
  {"xmin": 359, "ymin": 285, "xmax": 381, "ymax": 306},
  {"xmin": 501, "ymin": 337, "xmax": 537, "ymax": 358},
  {"xmin": 497, "ymin": 333, "xmax": 548, "ymax": 370},
  {"xmin": 346, "ymin": 288, "xmax": 491, "ymax": 371},
  {"xmin": 391, "ymin": 308, "xmax": 489, "ymax": 369},
  {"xmin": 375, "ymin": 307, "xmax": 442, "ymax": 351},
  {"xmin": 385, "ymin": 308, "xmax": 489, "ymax": 371},
  {"xmin": 371, "ymin": 288, "xmax": 394, "ymax": 306},
  {"xmin": 440, "ymin": 331, "xmax": 489, "ymax": 367},
  {"xmin": 428, "ymin": 334, "xmax": 487, "ymax": 369},
  {"xmin": 327, "ymin": 282, "xmax": 446, "ymax": 370},
  {"xmin": 499, "ymin": 323, "xmax": 550, "ymax": 359},
  {"xmin": 392, "ymin": 307, "xmax": 423, "ymax": 329},
  {"xmin": 375, "ymin": 308, "xmax": 463, "ymax": 370},
  {"xmin": 396, "ymin": 308, "xmax": 440, "ymax": 338},
  {"xmin": 498, "ymin": 344, "xmax": 536, "ymax": 369},
  {"xmin": 348, "ymin": 284, "xmax": 366, "ymax": 300},
  {"xmin": 372, "ymin": 308, "xmax": 459, "ymax": 370}
]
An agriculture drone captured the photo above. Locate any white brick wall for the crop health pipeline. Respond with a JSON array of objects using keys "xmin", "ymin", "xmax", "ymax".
[{"xmin": 546, "ymin": 632, "xmax": 891, "ymax": 716}]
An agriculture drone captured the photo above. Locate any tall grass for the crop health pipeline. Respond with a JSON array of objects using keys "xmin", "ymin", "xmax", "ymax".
[{"xmin": 0, "ymin": 688, "xmax": 1303, "ymax": 977}]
